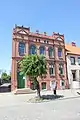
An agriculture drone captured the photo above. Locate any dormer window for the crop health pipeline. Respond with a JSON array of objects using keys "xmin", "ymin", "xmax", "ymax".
[
  {"xmin": 38, "ymin": 39, "xmax": 40, "ymax": 42},
  {"xmin": 36, "ymin": 39, "xmax": 37, "ymax": 42},
  {"xmin": 44, "ymin": 40, "xmax": 49, "ymax": 44},
  {"xmin": 44, "ymin": 40, "xmax": 46, "ymax": 43},
  {"xmin": 47, "ymin": 41, "xmax": 49, "ymax": 44}
]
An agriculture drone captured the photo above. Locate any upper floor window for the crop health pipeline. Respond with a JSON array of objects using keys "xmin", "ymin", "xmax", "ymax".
[
  {"xmin": 29, "ymin": 45, "xmax": 36, "ymax": 55},
  {"xmin": 49, "ymin": 63, "xmax": 54, "ymax": 75},
  {"xmin": 59, "ymin": 64, "xmax": 64, "ymax": 75},
  {"xmin": 35, "ymin": 39, "xmax": 40, "ymax": 42},
  {"xmin": 70, "ymin": 57, "xmax": 75, "ymax": 65},
  {"xmin": 78, "ymin": 57, "xmax": 80, "ymax": 65},
  {"xmin": 58, "ymin": 48, "xmax": 62, "ymax": 57},
  {"xmin": 38, "ymin": 39, "xmax": 40, "ymax": 42},
  {"xmin": 47, "ymin": 41, "xmax": 49, "ymax": 44},
  {"xmin": 18, "ymin": 42, "xmax": 25, "ymax": 56},
  {"xmin": 48, "ymin": 47, "xmax": 54, "ymax": 58},
  {"xmin": 36, "ymin": 39, "xmax": 37, "ymax": 42},
  {"xmin": 39, "ymin": 46, "xmax": 45, "ymax": 55}
]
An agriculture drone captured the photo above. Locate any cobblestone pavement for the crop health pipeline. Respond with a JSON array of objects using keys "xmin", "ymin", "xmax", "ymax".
[{"xmin": 0, "ymin": 90, "xmax": 80, "ymax": 120}]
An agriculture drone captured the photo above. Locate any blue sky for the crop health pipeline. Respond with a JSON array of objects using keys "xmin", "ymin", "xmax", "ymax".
[{"xmin": 0, "ymin": 0, "xmax": 80, "ymax": 73}]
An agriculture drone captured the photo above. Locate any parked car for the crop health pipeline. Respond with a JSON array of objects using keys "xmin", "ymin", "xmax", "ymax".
[{"xmin": 0, "ymin": 83, "xmax": 11, "ymax": 92}]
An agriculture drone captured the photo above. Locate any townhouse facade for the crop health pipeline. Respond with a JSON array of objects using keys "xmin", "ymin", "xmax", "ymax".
[
  {"xmin": 11, "ymin": 25, "xmax": 68, "ymax": 91},
  {"xmin": 66, "ymin": 42, "xmax": 80, "ymax": 89}
]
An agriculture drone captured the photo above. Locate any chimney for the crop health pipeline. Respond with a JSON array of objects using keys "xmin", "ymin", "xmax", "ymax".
[
  {"xmin": 44, "ymin": 32, "xmax": 47, "ymax": 35},
  {"xmin": 36, "ymin": 30, "xmax": 39, "ymax": 34},
  {"xmin": 71, "ymin": 42, "xmax": 76, "ymax": 47}
]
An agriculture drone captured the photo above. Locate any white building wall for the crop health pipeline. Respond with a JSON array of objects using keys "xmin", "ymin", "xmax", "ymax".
[{"xmin": 66, "ymin": 54, "xmax": 80, "ymax": 89}]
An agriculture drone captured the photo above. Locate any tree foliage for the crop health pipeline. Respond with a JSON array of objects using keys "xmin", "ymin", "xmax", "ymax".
[
  {"xmin": 19, "ymin": 55, "xmax": 47, "ymax": 78},
  {"xmin": 19, "ymin": 54, "xmax": 47, "ymax": 97},
  {"xmin": 1, "ymin": 72, "xmax": 11, "ymax": 81}
]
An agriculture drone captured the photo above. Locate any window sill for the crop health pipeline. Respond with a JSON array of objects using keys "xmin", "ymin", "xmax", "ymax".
[
  {"xmin": 50, "ymin": 75, "xmax": 55, "ymax": 78},
  {"xmin": 59, "ymin": 74, "xmax": 64, "ymax": 77},
  {"xmin": 19, "ymin": 54, "xmax": 25, "ymax": 56},
  {"xmin": 71, "ymin": 64, "xmax": 75, "ymax": 65},
  {"xmin": 49, "ymin": 57, "xmax": 54, "ymax": 59},
  {"xmin": 58, "ymin": 57, "xmax": 63, "ymax": 60}
]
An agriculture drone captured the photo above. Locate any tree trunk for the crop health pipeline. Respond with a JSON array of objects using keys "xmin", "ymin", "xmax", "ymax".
[
  {"xmin": 36, "ymin": 86, "xmax": 41, "ymax": 98},
  {"xmin": 34, "ymin": 78, "xmax": 41, "ymax": 98}
]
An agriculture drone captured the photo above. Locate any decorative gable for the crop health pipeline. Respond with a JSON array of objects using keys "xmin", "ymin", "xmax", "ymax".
[
  {"xmin": 17, "ymin": 29, "xmax": 28, "ymax": 35},
  {"xmin": 57, "ymin": 37, "xmax": 63, "ymax": 41},
  {"xmin": 18, "ymin": 30, "xmax": 27, "ymax": 34},
  {"xmin": 14, "ymin": 26, "xmax": 30, "ymax": 35}
]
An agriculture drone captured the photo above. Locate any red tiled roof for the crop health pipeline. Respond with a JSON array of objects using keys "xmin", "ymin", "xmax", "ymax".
[{"xmin": 65, "ymin": 44, "xmax": 80, "ymax": 55}]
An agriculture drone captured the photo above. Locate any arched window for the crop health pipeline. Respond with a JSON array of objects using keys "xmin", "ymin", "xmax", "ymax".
[
  {"xmin": 29, "ymin": 45, "xmax": 36, "ymax": 55},
  {"xmin": 48, "ymin": 47, "xmax": 54, "ymax": 57},
  {"xmin": 18, "ymin": 42, "xmax": 25, "ymax": 56},
  {"xmin": 39, "ymin": 46, "xmax": 45, "ymax": 55},
  {"xmin": 58, "ymin": 48, "xmax": 62, "ymax": 57}
]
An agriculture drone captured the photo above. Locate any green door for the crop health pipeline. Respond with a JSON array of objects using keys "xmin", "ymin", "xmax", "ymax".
[{"xmin": 17, "ymin": 71, "xmax": 25, "ymax": 89}]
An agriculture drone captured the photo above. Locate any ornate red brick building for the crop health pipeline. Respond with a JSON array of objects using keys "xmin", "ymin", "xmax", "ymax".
[{"xmin": 11, "ymin": 25, "xmax": 68, "ymax": 91}]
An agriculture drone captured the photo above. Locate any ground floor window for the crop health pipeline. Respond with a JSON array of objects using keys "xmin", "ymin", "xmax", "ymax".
[
  {"xmin": 31, "ymin": 83, "xmax": 36, "ymax": 90},
  {"xmin": 60, "ymin": 80, "xmax": 65, "ymax": 89},
  {"xmin": 62, "ymin": 80, "xmax": 65, "ymax": 86},
  {"xmin": 42, "ymin": 82, "xmax": 46, "ymax": 89}
]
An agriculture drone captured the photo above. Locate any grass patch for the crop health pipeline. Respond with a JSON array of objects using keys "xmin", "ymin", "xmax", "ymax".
[{"xmin": 28, "ymin": 97, "xmax": 44, "ymax": 103}]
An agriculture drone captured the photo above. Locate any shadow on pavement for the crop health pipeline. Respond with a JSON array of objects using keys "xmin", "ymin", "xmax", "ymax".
[
  {"xmin": 59, "ymin": 96, "xmax": 80, "ymax": 101},
  {"xmin": 41, "ymin": 94, "xmax": 64, "ymax": 100},
  {"xmin": 77, "ymin": 92, "xmax": 80, "ymax": 95}
]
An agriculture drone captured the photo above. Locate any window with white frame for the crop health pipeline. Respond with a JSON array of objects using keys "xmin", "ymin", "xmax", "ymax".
[
  {"xmin": 70, "ymin": 57, "xmax": 75, "ymax": 65},
  {"xmin": 49, "ymin": 63, "xmax": 54, "ymax": 75},
  {"xmin": 78, "ymin": 57, "xmax": 80, "ymax": 65},
  {"xmin": 59, "ymin": 64, "xmax": 64, "ymax": 75}
]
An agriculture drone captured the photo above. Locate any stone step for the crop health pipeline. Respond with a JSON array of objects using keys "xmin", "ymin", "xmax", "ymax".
[{"xmin": 13, "ymin": 88, "xmax": 36, "ymax": 95}]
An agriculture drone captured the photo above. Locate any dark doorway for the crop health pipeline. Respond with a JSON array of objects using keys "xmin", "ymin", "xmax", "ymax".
[{"xmin": 72, "ymin": 70, "xmax": 76, "ymax": 81}]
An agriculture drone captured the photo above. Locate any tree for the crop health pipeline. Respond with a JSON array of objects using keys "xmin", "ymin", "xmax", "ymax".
[
  {"xmin": 1, "ymin": 72, "xmax": 11, "ymax": 82},
  {"xmin": 7, "ymin": 75, "xmax": 11, "ymax": 81},
  {"xmin": 1, "ymin": 72, "xmax": 7, "ymax": 80},
  {"xmin": 19, "ymin": 54, "xmax": 47, "ymax": 98}
]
